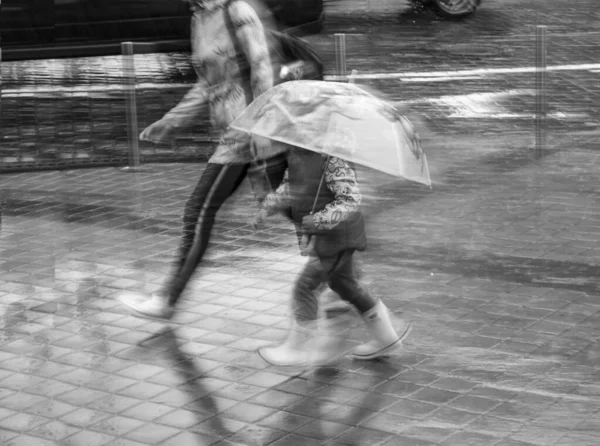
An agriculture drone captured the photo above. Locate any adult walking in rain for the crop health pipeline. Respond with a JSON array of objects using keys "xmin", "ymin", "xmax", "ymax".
[{"xmin": 120, "ymin": 0, "xmax": 300, "ymax": 319}]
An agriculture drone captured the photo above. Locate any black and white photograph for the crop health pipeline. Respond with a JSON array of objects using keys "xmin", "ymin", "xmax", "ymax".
[{"xmin": 0, "ymin": 0, "xmax": 599, "ymax": 445}]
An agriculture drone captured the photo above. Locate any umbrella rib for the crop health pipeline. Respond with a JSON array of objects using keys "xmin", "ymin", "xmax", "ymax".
[{"xmin": 272, "ymin": 99, "xmax": 297, "ymax": 124}]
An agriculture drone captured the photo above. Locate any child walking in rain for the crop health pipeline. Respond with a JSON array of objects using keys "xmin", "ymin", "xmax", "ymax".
[{"xmin": 253, "ymin": 148, "xmax": 412, "ymax": 366}]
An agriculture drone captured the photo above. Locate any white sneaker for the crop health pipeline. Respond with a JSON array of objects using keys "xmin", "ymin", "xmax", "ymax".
[{"xmin": 119, "ymin": 291, "xmax": 175, "ymax": 320}]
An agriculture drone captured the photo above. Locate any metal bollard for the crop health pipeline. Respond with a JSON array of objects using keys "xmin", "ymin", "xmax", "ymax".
[
  {"xmin": 334, "ymin": 33, "xmax": 347, "ymax": 79},
  {"xmin": 535, "ymin": 26, "xmax": 548, "ymax": 160},
  {"xmin": 0, "ymin": 48, "xmax": 3, "ymax": 129},
  {"xmin": 121, "ymin": 42, "xmax": 142, "ymax": 171},
  {"xmin": 0, "ymin": 47, "xmax": 2, "ymax": 114}
]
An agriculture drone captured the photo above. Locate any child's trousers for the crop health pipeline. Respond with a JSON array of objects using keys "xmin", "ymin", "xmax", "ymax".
[{"xmin": 293, "ymin": 249, "xmax": 377, "ymax": 323}]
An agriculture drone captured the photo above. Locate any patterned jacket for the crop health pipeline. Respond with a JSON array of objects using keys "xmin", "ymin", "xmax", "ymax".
[
  {"xmin": 261, "ymin": 156, "xmax": 363, "ymax": 231},
  {"xmin": 161, "ymin": 0, "xmax": 287, "ymax": 164}
]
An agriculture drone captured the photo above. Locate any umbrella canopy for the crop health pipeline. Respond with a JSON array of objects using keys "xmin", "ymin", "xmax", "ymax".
[{"xmin": 231, "ymin": 80, "xmax": 431, "ymax": 187}]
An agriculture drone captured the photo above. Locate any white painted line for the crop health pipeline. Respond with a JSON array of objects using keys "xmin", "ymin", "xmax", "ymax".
[
  {"xmin": 325, "ymin": 62, "xmax": 600, "ymax": 81},
  {"xmin": 1, "ymin": 83, "xmax": 190, "ymax": 97},
  {"xmin": 4, "ymin": 85, "xmax": 591, "ymax": 121},
  {"xmin": 3, "ymin": 61, "xmax": 599, "ymax": 96},
  {"xmin": 448, "ymin": 112, "xmax": 589, "ymax": 119},
  {"xmin": 398, "ymin": 76, "xmax": 483, "ymax": 82}
]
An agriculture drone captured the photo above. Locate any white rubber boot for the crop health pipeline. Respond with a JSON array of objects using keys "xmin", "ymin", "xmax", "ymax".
[
  {"xmin": 258, "ymin": 322, "xmax": 313, "ymax": 367},
  {"xmin": 309, "ymin": 307, "xmax": 356, "ymax": 365},
  {"xmin": 348, "ymin": 300, "xmax": 411, "ymax": 360}
]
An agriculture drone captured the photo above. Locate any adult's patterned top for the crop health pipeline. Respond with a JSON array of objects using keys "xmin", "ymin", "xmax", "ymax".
[{"xmin": 161, "ymin": 0, "xmax": 288, "ymax": 164}]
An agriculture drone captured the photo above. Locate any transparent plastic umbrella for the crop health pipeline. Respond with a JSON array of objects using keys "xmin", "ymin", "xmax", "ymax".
[{"xmin": 231, "ymin": 80, "xmax": 431, "ymax": 187}]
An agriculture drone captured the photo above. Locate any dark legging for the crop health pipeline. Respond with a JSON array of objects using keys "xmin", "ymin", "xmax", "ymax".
[
  {"xmin": 165, "ymin": 154, "xmax": 288, "ymax": 306},
  {"xmin": 293, "ymin": 249, "xmax": 376, "ymax": 322}
]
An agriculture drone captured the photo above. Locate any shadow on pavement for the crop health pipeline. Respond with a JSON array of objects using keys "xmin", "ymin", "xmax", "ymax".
[
  {"xmin": 137, "ymin": 327, "xmax": 233, "ymax": 444},
  {"xmin": 133, "ymin": 326, "xmax": 403, "ymax": 445}
]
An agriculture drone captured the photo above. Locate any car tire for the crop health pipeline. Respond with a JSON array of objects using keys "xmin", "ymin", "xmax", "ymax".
[{"xmin": 431, "ymin": 0, "xmax": 479, "ymax": 19}]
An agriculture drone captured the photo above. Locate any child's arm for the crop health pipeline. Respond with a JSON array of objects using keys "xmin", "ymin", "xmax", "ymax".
[
  {"xmin": 311, "ymin": 157, "xmax": 362, "ymax": 231},
  {"xmin": 252, "ymin": 170, "xmax": 291, "ymax": 228},
  {"xmin": 261, "ymin": 169, "xmax": 291, "ymax": 215}
]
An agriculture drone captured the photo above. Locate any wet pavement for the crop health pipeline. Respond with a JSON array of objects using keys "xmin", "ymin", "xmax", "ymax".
[
  {"xmin": 1, "ymin": 0, "xmax": 600, "ymax": 445},
  {"xmin": 1, "ymin": 127, "xmax": 599, "ymax": 445},
  {"xmin": 1, "ymin": 0, "xmax": 600, "ymax": 169}
]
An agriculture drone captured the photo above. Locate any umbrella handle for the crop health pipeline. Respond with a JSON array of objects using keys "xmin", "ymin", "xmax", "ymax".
[{"xmin": 299, "ymin": 211, "xmax": 316, "ymax": 256}]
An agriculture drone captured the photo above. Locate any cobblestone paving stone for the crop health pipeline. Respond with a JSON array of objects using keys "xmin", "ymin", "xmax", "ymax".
[{"xmin": 1, "ymin": 122, "xmax": 599, "ymax": 445}]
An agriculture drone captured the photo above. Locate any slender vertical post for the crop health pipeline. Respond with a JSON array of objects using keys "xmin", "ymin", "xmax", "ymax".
[
  {"xmin": 334, "ymin": 33, "xmax": 347, "ymax": 79},
  {"xmin": 121, "ymin": 42, "xmax": 141, "ymax": 170},
  {"xmin": 535, "ymin": 26, "xmax": 547, "ymax": 160},
  {"xmin": 0, "ymin": 44, "xmax": 3, "ymax": 222},
  {"xmin": 348, "ymin": 69, "xmax": 358, "ymax": 84},
  {"xmin": 0, "ymin": 47, "xmax": 3, "ymax": 119}
]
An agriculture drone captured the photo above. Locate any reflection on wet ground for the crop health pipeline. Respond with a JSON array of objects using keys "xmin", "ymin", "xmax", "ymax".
[{"xmin": 1, "ymin": 137, "xmax": 599, "ymax": 443}]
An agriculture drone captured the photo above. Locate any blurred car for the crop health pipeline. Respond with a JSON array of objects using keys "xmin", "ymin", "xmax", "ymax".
[
  {"xmin": 0, "ymin": 0, "xmax": 323, "ymax": 61},
  {"xmin": 413, "ymin": 0, "xmax": 482, "ymax": 19},
  {"xmin": 1, "ymin": 0, "xmax": 191, "ymax": 59}
]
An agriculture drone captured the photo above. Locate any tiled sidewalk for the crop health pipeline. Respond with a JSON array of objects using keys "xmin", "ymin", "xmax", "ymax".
[
  {"xmin": 1, "ymin": 119, "xmax": 599, "ymax": 445},
  {"xmin": 1, "ymin": 2, "xmax": 600, "ymax": 443}
]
